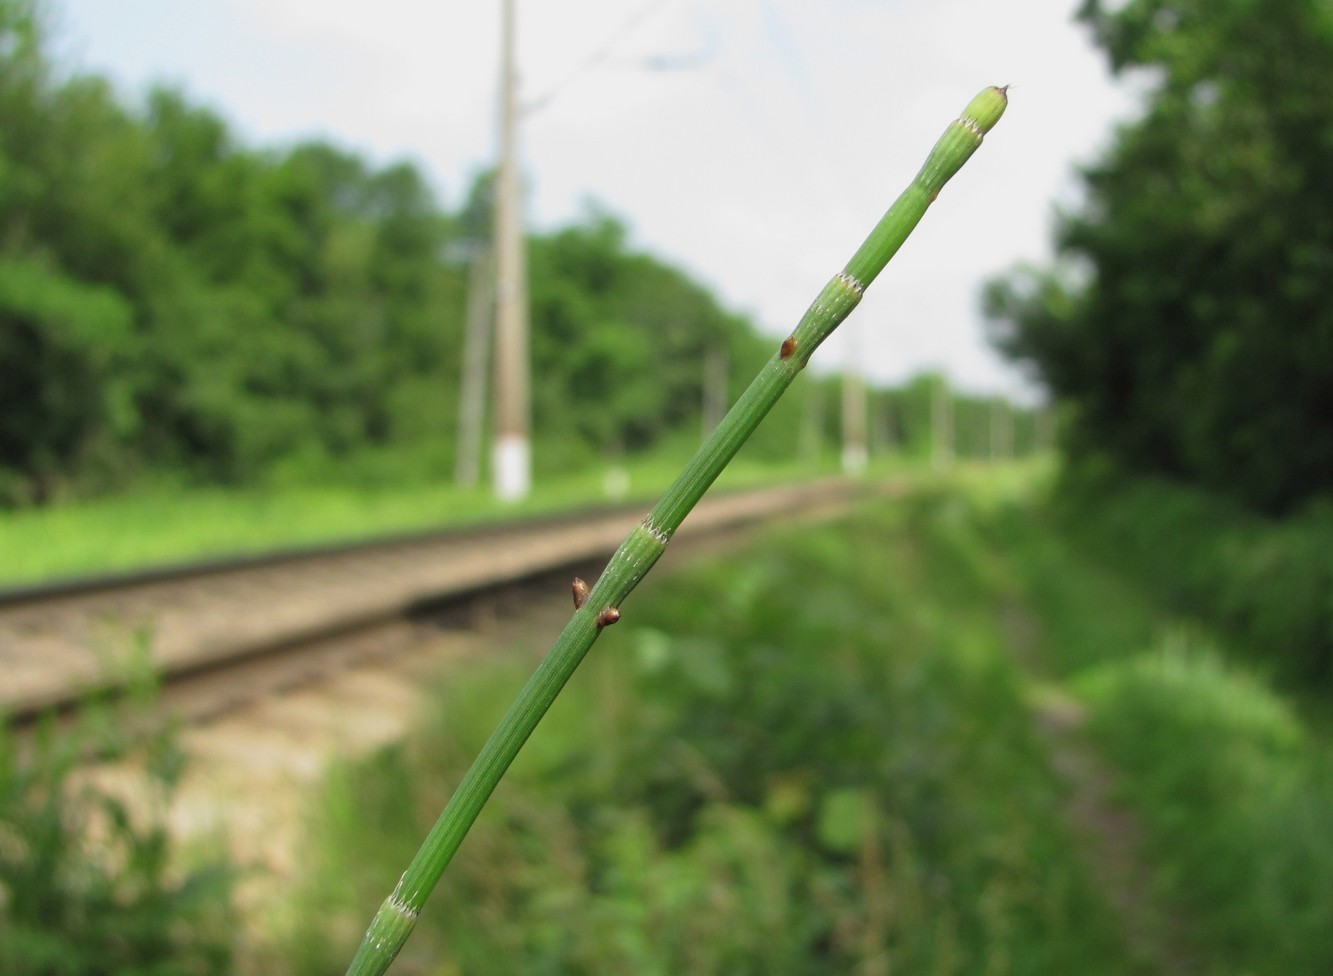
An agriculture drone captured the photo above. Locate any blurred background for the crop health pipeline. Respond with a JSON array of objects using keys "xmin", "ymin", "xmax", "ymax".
[
  {"xmin": 3, "ymin": 0, "xmax": 1130, "ymax": 511},
  {"xmin": 2, "ymin": 0, "xmax": 1331, "ymax": 973}
]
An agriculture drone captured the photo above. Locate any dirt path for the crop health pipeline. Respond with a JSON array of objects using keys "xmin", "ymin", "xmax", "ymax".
[
  {"xmin": 994, "ymin": 587, "xmax": 1196, "ymax": 973},
  {"xmin": 1028, "ymin": 685, "xmax": 1200, "ymax": 975}
]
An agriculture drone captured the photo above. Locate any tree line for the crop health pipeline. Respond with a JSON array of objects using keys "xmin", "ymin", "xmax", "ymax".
[
  {"xmin": 0, "ymin": 0, "xmax": 772, "ymax": 503},
  {"xmin": 0, "ymin": 0, "xmax": 1039, "ymax": 507},
  {"xmin": 986, "ymin": 0, "xmax": 1333, "ymax": 515}
]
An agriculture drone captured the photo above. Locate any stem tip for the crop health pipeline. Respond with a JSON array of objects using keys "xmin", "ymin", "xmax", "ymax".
[{"xmin": 962, "ymin": 85, "xmax": 1009, "ymax": 134}]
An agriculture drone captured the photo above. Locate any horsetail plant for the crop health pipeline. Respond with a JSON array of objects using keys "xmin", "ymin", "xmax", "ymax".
[{"xmin": 344, "ymin": 84, "xmax": 1009, "ymax": 975}]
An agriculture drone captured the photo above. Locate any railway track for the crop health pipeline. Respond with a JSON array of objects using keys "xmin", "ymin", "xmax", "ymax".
[{"xmin": 1, "ymin": 478, "xmax": 870, "ymax": 726}]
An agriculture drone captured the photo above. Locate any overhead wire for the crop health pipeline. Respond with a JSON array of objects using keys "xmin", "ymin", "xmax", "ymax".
[{"xmin": 522, "ymin": 0, "xmax": 684, "ymax": 115}]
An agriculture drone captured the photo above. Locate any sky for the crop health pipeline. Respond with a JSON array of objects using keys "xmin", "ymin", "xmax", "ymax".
[{"xmin": 50, "ymin": 0, "xmax": 1140, "ymax": 402}]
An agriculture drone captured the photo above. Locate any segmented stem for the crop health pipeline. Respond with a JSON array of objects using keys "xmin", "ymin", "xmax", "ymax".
[{"xmin": 344, "ymin": 85, "xmax": 1007, "ymax": 976}]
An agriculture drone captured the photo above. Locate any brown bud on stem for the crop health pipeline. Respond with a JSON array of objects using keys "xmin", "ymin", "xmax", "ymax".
[{"xmin": 572, "ymin": 577, "xmax": 591, "ymax": 609}]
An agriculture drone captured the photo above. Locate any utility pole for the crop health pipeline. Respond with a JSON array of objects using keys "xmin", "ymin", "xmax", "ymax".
[
  {"xmin": 491, "ymin": 0, "xmax": 531, "ymax": 501},
  {"xmin": 1035, "ymin": 404, "xmax": 1056, "ymax": 455},
  {"xmin": 989, "ymin": 396, "xmax": 1012, "ymax": 464},
  {"xmin": 874, "ymin": 395, "xmax": 897, "ymax": 457},
  {"xmin": 800, "ymin": 384, "xmax": 826, "ymax": 463},
  {"xmin": 931, "ymin": 375, "xmax": 953, "ymax": 470},
  {"xmin": 454, "ymin": 247, "xmax": 493, "ymax": 488},
  {"xmin": 840, "ymin": 331, "xmax": 867, "ymax": 475},
  {"xmin": 701, "ymin": 344, "xmax": 728, "ymax": 439}
]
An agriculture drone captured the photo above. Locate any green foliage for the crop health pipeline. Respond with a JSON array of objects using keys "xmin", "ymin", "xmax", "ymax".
[
  {"xmin": 986, "ymin": 0, "xmax": 1333, "ymax": 514},
  {"xmin": 276, "ymin": 469, "xmax": 1332, "ymax": 973},
  {"xmin": 289, "ymin": 489, "xmax": 1130, "ymax": 975},
  {"xmin": 0, "ymin": 446, "xmax": 838, "ymax": 587},
  {"xmin": 0, "ymin": 1, "xmax": 468, "ymax": 497},
  {"xmin": 1, "ymin": 2, "xmax": 1038, "ymax": 509},
  {"xmin": 0, "ymin": 0, "xmax": 771, "ymax": 500},
  {"xmin": 1054, "ymin": 467, "xmax": 1333, "ymax": 683},
  {"xmin": 1078, "ymin": 642, "xmax": 1333, "ymax": 976},
  {"xmin": 0, "ymin": 256, "xmax": 136, "ymax": 502},
  {"xmin": 527, "ymin": 210, "xmax": 770, "ymax": 464},
  {"xmin": 967, "ymin": 483, "xmax": 1164, "ymax": 677},
  {"xmin": 0, "ymin": 701, "xmax": 235, "ymax": 974}
]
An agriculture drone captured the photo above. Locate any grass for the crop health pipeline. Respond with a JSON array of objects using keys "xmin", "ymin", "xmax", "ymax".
[
  {"xmin": 0, "ymin": 444, "xmax": 864, "ymax": 588},
  {"xmin": 1076, "ymin": 640, "xmax": 1333, "ymax": 976},
  {"xmin": 1000, "ymin": 472, "xmax": 1333, "ymax": 976},
  {"xmin": 0, "ymin": 683, "xmax": 236, "ymax": 975},
  {"xmin": 281, "ymin": 471, "xmax": 1139, "ymax": 975},
  {"xmin": 267, "ymin": 466, "xmax": 1333, "ymax": 975},
  {"xmin": 1054, "ymin": 466, "xmax": 1333, "ymax": 687},
  {"xmin": 19, "ymin": 459, "xmax": 1316, "ymax": 972}
]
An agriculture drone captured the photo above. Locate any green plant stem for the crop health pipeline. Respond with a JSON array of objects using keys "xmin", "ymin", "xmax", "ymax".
[{"xmin": 344, "ymin": 84, "xmax": 1008, "ymax": 976}]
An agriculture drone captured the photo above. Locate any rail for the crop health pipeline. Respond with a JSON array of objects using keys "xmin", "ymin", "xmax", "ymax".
[{"xmin": 1, "ymin": 478, "xmax": 872, "ymax": 724}]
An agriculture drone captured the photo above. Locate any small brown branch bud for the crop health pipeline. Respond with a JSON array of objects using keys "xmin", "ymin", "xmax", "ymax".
[
  {"xmin": 780, "ymin": 336, "xmax": 797, "ymax": 359},
  {"xmin": 571, "ymin": 577, "xmax": 591, "ymax": 609},
  {"xmin": 596, "ymin": 607, "xmax": 621, "ymax": 628}
]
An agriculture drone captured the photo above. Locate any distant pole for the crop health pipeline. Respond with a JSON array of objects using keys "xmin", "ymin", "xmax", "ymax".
[
  {"xmin": 931, "ymin": 375, "xmax": 953, "ymax": 470},
  {"xmin": 800, "ymin": 384, "xmax": 826, "ymax": 462},
  {"xmin": 989, "ymin": 396, "xmax": 1012, "ymax": 463},
  {"xmin": 1035, "ymin": 404, "xmax": 1056, "ymax": 455},
  {"xmin": 491, "ymin": 0, "xmax": 531, "ymax": 501},
  {"xmin": 875, "ymin": 396, "xmax": 897, "ymax": 456},
  {"xmin": 455, "ymin": 247, "xmax": 493, "ymax": 488},
  {"xmin": 701, "ymin": 344, "xmax": 728, "ymax": 438},
  {"xmin": 840, "ymin": 328, "xmax": 867, "ymax": 475}
]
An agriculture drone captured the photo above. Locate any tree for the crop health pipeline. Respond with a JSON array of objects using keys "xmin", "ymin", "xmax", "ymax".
[
  {"xmin": 0, "ymin": 257, "xmax": 136, "ymax": 501},
  {"xmin": 0, "ymin": 0, "xmax": 155, "ymax": 499},
  {"xmin": 986, "ymin": 0, "xmax": 1333, "ymax": 514},
  {"xmin": 0, "ymin": 0, "xmax": 809, "ymax": 501},
  {"xmin": 527, "ymin": 210, "xmax": 767, "ymax": 466},
  {"xmin": 0, "ymin": 0, "xmax": 470, "ymax": 495}
]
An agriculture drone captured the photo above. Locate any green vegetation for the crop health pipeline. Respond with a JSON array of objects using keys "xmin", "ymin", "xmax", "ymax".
[
  {"xmin": 975, "ymin": 14, "xmax": 1333, "ymax": 961},
  {"xmin": 0, "ymin": 442, "xmax": 846, "ymax": 587},
  {"xmin": 6, "ymin": 0, "xmax": 1330, "ymax": 968},
  {"xmin": 288, "ymin": 479, "xmax": 1131, "ymax": 975},
  {"xmin": 0, "ymin": 0, "xmax": 760, "ymax": 504},
  {"xmin": 338, "ymin": 87, "xmax": 1010, "ymax": 974},
  {"xmin": 0, "ymin": 1, "xmax": 1036, "ymax": 515},
  {"xmin": 986, "ymin": 0, "xmax": 1333, "ymax": 515},
  {"xmin": 287, "ymin": 471, "xmax": 1333, "ymax": 974},
  {"xmin": 1053, "ymin": 468, "xmax": 1333, "ymax": 685},
  {"xmin": 977, "ymin": 4, "xmax": 1333, "ymax": 961},
  {"xmin": 0, "ymin": 378, "xmax": 1041, "ymax": 589},
  {"xmin": 7, "ymin": 470, "xmax": 1329, "ymax": 973},
  {"xmin": 1079, "ymin": 643, "xmax": 1333, "ymax": 976},
  {"xmin": 0, "ymin": 683, "xmax": 235, "ymax": 974}
]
